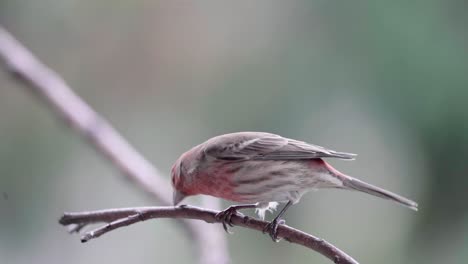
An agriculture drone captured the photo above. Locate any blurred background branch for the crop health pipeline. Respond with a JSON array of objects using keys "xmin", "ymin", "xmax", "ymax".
[
  {"xmin": 0, "ymin": 26, "xmax": 228, "ymax": 264},
  {"xmin": 59, "ymin": 206, "xmax": 359, "ymax": 264}
]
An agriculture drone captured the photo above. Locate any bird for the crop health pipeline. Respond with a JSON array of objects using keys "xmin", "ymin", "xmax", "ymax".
[{"xmin": 171, "ymin": 131, "xmax": 418, "ymax": 241}]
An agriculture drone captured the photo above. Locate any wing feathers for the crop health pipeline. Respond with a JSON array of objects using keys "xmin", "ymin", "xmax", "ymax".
[{"xmin": 203, "ymin": 132, "xmax": 356, "ymax": 161}]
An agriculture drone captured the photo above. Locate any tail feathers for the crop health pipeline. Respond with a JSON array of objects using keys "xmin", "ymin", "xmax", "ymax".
[{"xmin": 342, "ymin": 177, "xmax": 418, "ymax": 211}]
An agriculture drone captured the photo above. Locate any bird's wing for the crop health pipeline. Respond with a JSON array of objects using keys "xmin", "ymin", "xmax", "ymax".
[
  {"xmin": 204, "ymin": 132, "xmax": 356, "ymax": 161},
  {"xmin": 203, "ymin": 133, "xmax": 287, "ymax": 160},
  {"xmin": 256, "ymin": 138, "xmax": 357, "ymax": 160}
]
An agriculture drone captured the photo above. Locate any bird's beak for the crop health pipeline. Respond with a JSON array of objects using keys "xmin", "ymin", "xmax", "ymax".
[{"xmin": 173, "ymin": 190, "xmax": 186, "ymax": 205}]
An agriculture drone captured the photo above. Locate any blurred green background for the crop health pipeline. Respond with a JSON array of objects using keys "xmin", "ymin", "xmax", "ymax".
[{"xmin": 1, "ymin": 1, "xmax": 467, "ymax": 263}]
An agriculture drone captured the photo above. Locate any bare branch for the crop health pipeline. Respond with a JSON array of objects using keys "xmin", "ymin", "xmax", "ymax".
[
  {"xmin": 59, "ymin": 206, "xmax": 359, "ymax": 264},
  {"xmin": 0, "ymin": 26, "xmax": 228, "ymax": 264}
]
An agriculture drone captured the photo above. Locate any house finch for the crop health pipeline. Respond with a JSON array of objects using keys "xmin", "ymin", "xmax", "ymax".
[{"xmin": 171, "ymin": 132, "xmax": 418, "ymax": 241}]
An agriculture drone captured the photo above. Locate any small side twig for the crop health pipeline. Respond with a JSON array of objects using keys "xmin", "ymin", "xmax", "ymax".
[
  {"xmin": 59, "ymin": 206, "xmax": 359, "ymax": 264},
  {"xmin": 80, "ymin": 213, "xmax": 145, "ymax": 242}
]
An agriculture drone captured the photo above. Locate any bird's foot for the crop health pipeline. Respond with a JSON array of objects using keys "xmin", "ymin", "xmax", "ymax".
[
  {"xmin": 215, "ymin": 206, "xmax": 239, "ymax": 234},
  {"xmin": 263, "ymin": 218, "xmax": 286, "ymax": 242}
]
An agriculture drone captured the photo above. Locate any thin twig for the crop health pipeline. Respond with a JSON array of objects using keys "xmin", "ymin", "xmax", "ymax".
[
  {"xmin": 0, "ymin": 25, "xmax": 228, "ymax": 264},
  {"xmin": 59, "ymin": 206, "xmax": 359, "ymax": 264}
]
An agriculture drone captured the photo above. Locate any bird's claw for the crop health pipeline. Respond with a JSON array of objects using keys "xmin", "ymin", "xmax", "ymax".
[
  {"xmin": 215, "ymin": 206, "xmax": 239, "ymax": 234},
  {"xmin": 263, "ymin": 218, "xmax": 285, "ymax": 242}
]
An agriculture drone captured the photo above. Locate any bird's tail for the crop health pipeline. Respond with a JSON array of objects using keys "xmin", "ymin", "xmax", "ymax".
[{"xmin": 342, "ymin": 176, "xmax": 418, "ymax": 211}]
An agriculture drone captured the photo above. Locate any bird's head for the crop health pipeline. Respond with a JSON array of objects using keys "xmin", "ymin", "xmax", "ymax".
[
  {"xmin": 171, "ymin": 149, "xmax": 200, "ymax": 206},
  {"xmin": 171, "ymin": 156, "xmax": 188, "ymax": 205}
]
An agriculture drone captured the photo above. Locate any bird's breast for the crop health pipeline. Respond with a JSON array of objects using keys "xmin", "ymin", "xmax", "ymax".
[{"xmin": 193, "ymin": 159, "xmax": 342, "ymax": 203}]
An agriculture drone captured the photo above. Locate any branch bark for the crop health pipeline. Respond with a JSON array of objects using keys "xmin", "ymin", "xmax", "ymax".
[
  {"xmin": 60, "ymin": 206, "xmax": 359, "ymax": 264},
  {"xmin": 0, "ymin": 26, "xmax": 228, "ymax": 264}
]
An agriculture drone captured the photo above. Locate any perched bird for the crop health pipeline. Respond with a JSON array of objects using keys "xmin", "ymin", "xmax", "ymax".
[{"xmin": 171, "ymin": 132, "xmax": 418, "ymax": 241}]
